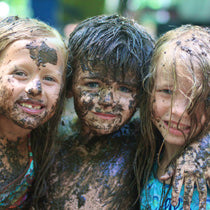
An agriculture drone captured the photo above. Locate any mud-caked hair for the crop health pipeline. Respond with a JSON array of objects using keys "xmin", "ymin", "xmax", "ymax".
[{"xmin": 67, "ymin": 14, "xmax": 155, "ymax": 93}]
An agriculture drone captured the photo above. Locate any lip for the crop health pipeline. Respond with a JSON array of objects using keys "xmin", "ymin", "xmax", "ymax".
[
  {"xmin": 164, "ymin": 120, "xmax": 190, "ymax": 136},
  {"xmin": 17, "ymin": 99, "xmax": 45, "ymax": 115},
  {"xmin": 92, "ymin": 112, "xmax": 117, "ymax": 120}
]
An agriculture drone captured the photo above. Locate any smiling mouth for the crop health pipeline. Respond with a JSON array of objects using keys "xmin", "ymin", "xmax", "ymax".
[
  {"xmin": 18, "ymin": 101, "xmax": 45, "ymax": 114},
  {"xmin": 92, "ymin": 112, "xmax": 117, "ymax": 119},
  {"xmin": 164, "ymin": 120, "xmax": 190, "ymax": 135},
  {"xmin": 20, "ymin": 102, "xmax": 42, "ymax": 110}
]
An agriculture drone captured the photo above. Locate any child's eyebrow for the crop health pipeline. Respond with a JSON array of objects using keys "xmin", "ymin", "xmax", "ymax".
[
  {"xmin": 117, "ymin": 81, "xmax": 139, "ymax": 88},
  {"xmin": 81, "ymin": 76, "xmax": 100, "ymax": 80},
  {"xmin": 155, "ymin": 84, "xmax": 174, "ymax": 89},
  {"xmin": 81, "ymin": 76, "xmax": 138, "ymax": 87}
]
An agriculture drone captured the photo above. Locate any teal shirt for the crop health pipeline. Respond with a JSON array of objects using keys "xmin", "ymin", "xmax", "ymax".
[{"xmin": 140, "ymin": 163, "xmax": 210, "ymax": 209}]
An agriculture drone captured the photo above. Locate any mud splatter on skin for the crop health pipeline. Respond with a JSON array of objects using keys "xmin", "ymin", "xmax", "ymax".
[
  {"xmin": 44, "ymin": 121, "xmax": 139, "ymax": 209},
  {"xmin": 0, "ymin": 137, "xmax": 28, "ymax": 190},
  {"xmin": 176, "ymin": 41, "xmax": 181, "ymax": 46},
  {"xmin": 75, "ymin": 84, "xmax": 131, "ymax": 134},
  {"xmin": 0, "ymin": 81, "xmax": 54, "ymax": 129},
  {"xmin": 26, "ymin": 80, "xmax": 42, "ymax": 97},
  {"xmin": 171, "ymin": 136, "xmax": 210, "ymax": 209},
  {"xmin": 72, "ymin": 65, "xmax": 138, "ymax": 137},
  {"xmin": 26, "ymin": 41, "xmax": 57, "ymax": 67}
]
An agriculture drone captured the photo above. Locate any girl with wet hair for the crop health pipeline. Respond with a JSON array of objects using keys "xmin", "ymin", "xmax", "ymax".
[
  {"xmin": 0, "ymin": 16, "xmax": 68, "ymax": 208},
  {"xmin": 44, "ymin": 14, "xmax": 154, "ymax": 210},
  {"xmin": 137, "ymin": 25, "xmax": 210, "ymax": 209}
]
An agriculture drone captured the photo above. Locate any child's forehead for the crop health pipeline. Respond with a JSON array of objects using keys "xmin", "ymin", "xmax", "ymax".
[
  {"xmin": 156, "ymin": 57, "xmax": 203, "ymax": 89},
  {"xmin": 78, "ymin": 63, "xmax": 139, "ymax": 85}
]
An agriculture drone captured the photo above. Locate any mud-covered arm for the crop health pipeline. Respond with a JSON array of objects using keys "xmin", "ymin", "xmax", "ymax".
[{"xmin": 161, "ymin": 134, "xmax": 210, "ymax": 209}]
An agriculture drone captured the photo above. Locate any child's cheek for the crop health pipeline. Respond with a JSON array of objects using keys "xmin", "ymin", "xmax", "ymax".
[
  {"xmin": 128, "ymin": 97, "xmax": 137, "ymax": 111},
  {"xmin": 121, "ymin": 94, "xmax": 137, "ymax": 111},
  {"xmin": 0, "ymin": 84, "xmax": 13, "ymax": 113},
  {"xmin": 0, "ymin": 76, "xmax": 15, "ymax": 111},
  {"xmin": 80, "ymin": 91, "xmax": 99, "ymax": 112}
]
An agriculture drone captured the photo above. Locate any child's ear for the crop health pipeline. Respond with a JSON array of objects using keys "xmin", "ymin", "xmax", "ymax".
[{"xmin": 66, "ymin": 90, "xmax": 73, "ymax": 98}]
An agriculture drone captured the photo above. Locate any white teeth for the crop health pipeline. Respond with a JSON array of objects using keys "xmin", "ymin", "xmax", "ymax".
[
  {"xmin": 20, "ymin": 103, "xmax": 41, "ymax": 110},
  {"xmin": 170, "ymin": 123, "xmax": 188, "ymax": 130}
]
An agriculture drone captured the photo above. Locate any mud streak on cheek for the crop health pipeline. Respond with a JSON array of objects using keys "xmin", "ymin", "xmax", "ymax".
[
  {"xmin": 0, "ymin": 84, "xmax": 13, "ymax": 114},
  {"xmin": 113, "ymin": 104, "xmax": 123, "ymax": 113},
  {"xmin": 80, "ymin": 91, "xmax": 98, "ymax": 113},
  {"xmin": 26, "ymin": 41, "xmax": 58, "ymax": 67},
  {"xmin": 128, "ymin": 99, "xmax": 135, "ymax": 110}
]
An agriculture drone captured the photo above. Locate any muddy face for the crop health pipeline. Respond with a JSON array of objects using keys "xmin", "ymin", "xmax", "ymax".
[
  {"xmin": 0, "ymin": 38, "xmax": 65, "ymax": 130},
  {"xmin": 72, "ymin": 63, "xmax": 138, "ymax": 136}
]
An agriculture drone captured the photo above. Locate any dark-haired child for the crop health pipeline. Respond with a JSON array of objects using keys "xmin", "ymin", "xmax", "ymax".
[
  {"xmin": 44, "ymin": 16, "xmax": 209, "ymax": 210},
  {"xmin": 44, "ymin": 14, "xmax": 154, "ymax": 210}
]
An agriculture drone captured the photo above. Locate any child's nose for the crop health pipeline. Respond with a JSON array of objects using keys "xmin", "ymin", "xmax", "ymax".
[
  {"xmin": 98, "ymin": 89, "xmax": 114, "ymax": 106},
  {"xmin": 25, "ymin": 79, "xmax": 42, "ymax": 97}
]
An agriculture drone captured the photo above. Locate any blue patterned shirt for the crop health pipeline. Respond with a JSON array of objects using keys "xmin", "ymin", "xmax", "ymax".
[{"xmin": 140, "ymin": 163, "xmax": 210, "ymax": 210}]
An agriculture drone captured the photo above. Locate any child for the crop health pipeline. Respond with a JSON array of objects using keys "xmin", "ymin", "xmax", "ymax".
[
  {"xmin": 0, "ymin": 16, "xmax": 68, "ymax": 208},
  {"xmin": 43, "ymin": 14, "xmax": 154, "ymax": 210},
  {"xmin": 44, "ymin": 15, "xmax": 209, "ymax": 210},
  {"xmin": 137, "ymin": 25, "xmax": 210, "ymax": 209}
]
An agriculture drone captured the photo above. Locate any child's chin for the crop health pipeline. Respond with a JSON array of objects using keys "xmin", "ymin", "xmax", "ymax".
[{"xmin": 95, "ymin": 127, "xmax": 115, "ymax": 136}]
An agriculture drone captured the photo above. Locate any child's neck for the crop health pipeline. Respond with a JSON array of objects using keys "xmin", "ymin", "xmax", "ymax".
[
  {"xmin": 157, "ymin": 142, "xmax": 181, "ymax": 182},
  {"xmin": 0, "ymin": 134, "xmax": 29, "ymax": 189},
  {"xmin": 164, "ymin": 142, "xmax": 181, "ymax": 160},
  {"xmin": 80, "ymin": 129, "xmax": 94, "ymax": 144},
  {"xmin": 0, "ymin": 115, "xmax": 31, "ymax": 142}
]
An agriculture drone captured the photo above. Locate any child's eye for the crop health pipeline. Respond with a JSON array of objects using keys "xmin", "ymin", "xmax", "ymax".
[
  {"xmin": 119, "ymin": 86, "xmax": 132, "ymax": 93},
  {"xmin": 86, "ymin": 82, "xmax": 99, "ymax": 88},
  {"xmin": 160, "ymin": 89, "xmax": 173, "ymax": 94},
  {"xmin": 12, "ymin": 70, "xmax": 27, "ymax": 77},
  {"xmin": 43, "ymin": 76, "xmax": 56, "ymax": 82}
]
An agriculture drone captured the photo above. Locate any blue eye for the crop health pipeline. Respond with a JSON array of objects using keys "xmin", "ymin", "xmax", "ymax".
[
  {"xmin": 13, "ymin": 71, "xmax": 27, "ymax": 77},
  {"xmin": 161, "ymin": 89, "xmax": 173, "ymax": 94},
  {"xmin": 43, "ymin": 76, "xmax": 56, "ymax": 82},
  {"xmin": 119, "ymin": 86, "xmax": 132, "ymax": 93},
  {"xmin": 86, "ymin": 82, "xmax": 99, "ymax": 88}
]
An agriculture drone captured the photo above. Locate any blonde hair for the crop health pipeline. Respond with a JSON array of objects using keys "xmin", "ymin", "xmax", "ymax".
[{"xmin": 0, "ymin": 16, "xmax": 66, "ymax": 52}]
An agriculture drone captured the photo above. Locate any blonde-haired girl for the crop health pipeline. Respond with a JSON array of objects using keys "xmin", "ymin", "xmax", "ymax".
[{"xmin": 137, "ymin": 25, "xmax": 210, "ymax": 209}]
